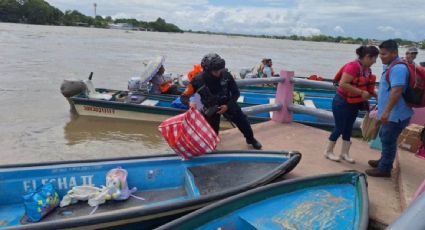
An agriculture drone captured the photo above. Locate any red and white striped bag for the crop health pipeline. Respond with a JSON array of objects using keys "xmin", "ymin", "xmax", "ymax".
[{"xmin": 158, "ymin": 107, "xmax": 220, "ymax": 160}]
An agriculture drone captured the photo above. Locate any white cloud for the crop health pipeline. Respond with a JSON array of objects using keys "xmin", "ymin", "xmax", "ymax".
[
  {"xmin": 163, "ymin": 6, "xmax": 321, "ymax": 36},
  {"xmin": 46, "ymin": 0, "xmax": 425, "ymax": 41},
  {"xmin": 378, "ymin": 26, "xmax": 396, "ymax": 33},
  {"xmin": 377, "ymin": 26, "xmax": 402, "ymax": 37},
  {"xmin": 334, "ymin": 26, "xmax": 344, "ymax": 33}
]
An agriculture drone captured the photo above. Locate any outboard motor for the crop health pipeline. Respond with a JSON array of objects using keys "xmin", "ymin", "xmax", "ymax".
[
  {"xmin": 60, "ymin": 73, "xmax": 93, "ymax": 113},
  {"xmin": 60, "ymin": 72, "xmax": 94, "ymax": 98},
  {"xmin": 60, "ymin": 79, "xmax": 87, "ymax": 98},
  {"xmin": 60, "ymin": 79, "xmax": 87, "ymax": 113}
]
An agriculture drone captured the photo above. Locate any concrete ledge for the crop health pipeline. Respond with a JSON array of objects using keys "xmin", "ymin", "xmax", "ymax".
[
  {"xmin": 217, "ymin": 121, "xmax": 402, "ymax": 226},
  {"xmin": 397, "ymin": 149, "xmax": 425, "ymax": 210}
]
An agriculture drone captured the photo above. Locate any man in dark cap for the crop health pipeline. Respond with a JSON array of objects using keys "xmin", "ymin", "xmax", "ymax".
[{"xmin": 181, "ymin": 53, "xmax": 262, "ymax": 149}]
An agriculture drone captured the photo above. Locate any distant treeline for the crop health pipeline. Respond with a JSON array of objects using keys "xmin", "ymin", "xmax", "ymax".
[
  {"xmin": 1, "ymin": 0, "xmax": 423, "ymax": 47},
  {"xmin": 188, "ymin": 31, "xmax": 425, "ymax": 49},
  {"xmin": 0, "ymin": 0, "xmax": 183, "ymax": 32}
]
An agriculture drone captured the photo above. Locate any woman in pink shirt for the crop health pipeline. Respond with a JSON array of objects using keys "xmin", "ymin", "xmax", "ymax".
[{"xmin": 325, "ymin": 45, "xmax": 379, "ymax": 163}]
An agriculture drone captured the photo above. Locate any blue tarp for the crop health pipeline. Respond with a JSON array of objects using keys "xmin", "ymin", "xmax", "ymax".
[{"xmin": 171, "ymin": 97, "xmax": 189, "ymax": 110}]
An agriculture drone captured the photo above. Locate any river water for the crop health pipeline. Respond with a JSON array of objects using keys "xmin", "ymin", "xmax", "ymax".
[{"xmin": 1, "ymin": 23, "xmax": 423, "ymax": 165}]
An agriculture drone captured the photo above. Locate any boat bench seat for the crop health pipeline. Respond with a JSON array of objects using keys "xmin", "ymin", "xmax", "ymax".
[
  {"xmin": 88, "ymin": 93, "xmax": 113, "ymax": 101},
  {"xmin": 187, "ymin": 162, "xmax": 281, "ymax": 196},
  {"xmin": 141, "ymin": 99, "xmax": 159, "ymax": 106}
]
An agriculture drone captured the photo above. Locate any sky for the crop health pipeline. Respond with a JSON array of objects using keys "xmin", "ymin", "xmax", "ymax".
[{"xmin": 46, "ymin": 0, "xmax": 425, "ymax": 41}]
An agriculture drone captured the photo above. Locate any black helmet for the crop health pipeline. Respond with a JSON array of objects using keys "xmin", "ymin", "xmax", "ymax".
[{"xmin": 201, "ymin": 53, "xmax": 225, "ymax": 72}]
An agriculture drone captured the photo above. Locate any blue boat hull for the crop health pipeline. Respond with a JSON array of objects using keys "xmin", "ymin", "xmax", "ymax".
[
  {"xmin": 158, "ymin": 171, "xmax": 369, "ymax": 230},
  {"xmin": 0, "ymin": 151, "xmax": 301, "ymax": 229}
]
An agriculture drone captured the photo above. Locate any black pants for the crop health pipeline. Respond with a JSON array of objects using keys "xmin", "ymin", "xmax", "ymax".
[{"xmin": 205, "ymin": 105, "xmax": 254, "ymax": 141}]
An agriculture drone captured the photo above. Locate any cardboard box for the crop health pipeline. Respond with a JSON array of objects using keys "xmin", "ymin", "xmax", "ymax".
[{"xmin": 397, "ymin": 124, "xmax": 424, "ymax": 153}]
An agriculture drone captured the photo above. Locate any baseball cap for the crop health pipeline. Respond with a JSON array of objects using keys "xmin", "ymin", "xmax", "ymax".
[{"xmin": 407, "ymin": 47, "xmax": 418, "ymax": 54}]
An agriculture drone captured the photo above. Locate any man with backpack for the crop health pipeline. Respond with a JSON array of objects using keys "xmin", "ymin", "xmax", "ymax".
[{"xmin": 366, "ymin": 40, "xmax": 414, "ymax": 177}]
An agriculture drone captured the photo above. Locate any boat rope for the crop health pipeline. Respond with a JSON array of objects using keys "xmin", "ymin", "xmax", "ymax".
[
  {"xmin": 130, "ymin": 194, "xmax": 145, "ymax": 201},
  {"xmin": 89, "ymin": 205, "xmax": 99, "ymax": 215}
]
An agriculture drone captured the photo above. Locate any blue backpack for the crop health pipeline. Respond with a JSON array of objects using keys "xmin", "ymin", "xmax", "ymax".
[{"xmin": 23, "ymin": 183, "xmax": 59, "ymax": 222}]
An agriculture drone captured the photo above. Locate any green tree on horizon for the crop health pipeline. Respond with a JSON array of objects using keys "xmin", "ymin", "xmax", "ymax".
[
  {"xmin": 149, "ymin": 17, "xmax": 182, "ymax": 32},
  {"xmin": 62, "ymin": 10, "xmax": 92, "ymax": 26},
  {"xmin": 20, "ymin": 0, "xmax": 63, "ymax": 25},
  {"xmin": 0, "ymin": 0, "xmax": 183, "ymax": 32},
  {"xmin": 0, "ymin": 0, "xmax": 22, "ymax": 22}
]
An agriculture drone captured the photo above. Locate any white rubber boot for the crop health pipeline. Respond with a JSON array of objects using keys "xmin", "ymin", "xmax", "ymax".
[
  {"xmin": 341, "ymin": 140, "xmax": 355, "ymax": 163},
  {"xmin": 324, "ymin": 141, "xmax": 340, "ymax": 161}
]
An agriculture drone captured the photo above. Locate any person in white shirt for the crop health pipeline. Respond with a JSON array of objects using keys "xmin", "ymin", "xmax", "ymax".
[{"xmin": 149, "ymin": 65, "xmax": 180, "ymax": 95}]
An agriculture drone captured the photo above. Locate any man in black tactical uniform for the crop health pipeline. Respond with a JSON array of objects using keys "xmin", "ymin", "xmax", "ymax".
[{"xmin": 181, "ymin": 53, "xmax": 262, "ymax": 150}]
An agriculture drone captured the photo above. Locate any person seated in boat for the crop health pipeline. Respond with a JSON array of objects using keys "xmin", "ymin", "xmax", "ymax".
[
  {"xmin": 261, "ymin": 59, "xmax": 276, "ymax": 86},
  {"xmin": 149, "ymin": 65, "xmax": 180, "ymax": 95},
  {"xmin": 262, "ymin": 59, "xmax": 275, "ymax": 78},
  {"xmin": 180, "ymin": 53, "xmax": 262, "ymax": 150},
  {"xmin": 254, "ymin": 58, "xmax": 268, "ymax": 78},
  {"xmin": 325, "ymin": 45, "xmax": 379, "ymax": 164}
]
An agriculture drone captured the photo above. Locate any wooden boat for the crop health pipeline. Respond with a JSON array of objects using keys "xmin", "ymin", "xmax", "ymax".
[
  {"xmin": 0, "ymin": 150, "xmax": 301, "ymax": 230},
  {"xmin": 157, "ymin": 171, "xmax": 368, "ymax": 230},
  {"xmin": 66, "ymin": 88, "xmax": 339, "ymax": 129}
]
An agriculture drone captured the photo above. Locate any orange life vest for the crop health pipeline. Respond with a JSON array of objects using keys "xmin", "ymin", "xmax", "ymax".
[
  {"xmin": 159, "ymin": 82, "xmax": 171, "ymax": 93},
  {"xmin": 187, "ymin": 64, "xmax": 203, "ymax": 81},
  {"xmin": 334, "ymin": 61, "xmax": 376, "ymax": 104},
  {"xmin": 182, "ymin": 84, "xmax": 195, "ymax": 98},
  {"xmin": 307, "ymin": 74, "xmax": 324, "ymax": 81},
  {"xmin": 182, "ymin": 64, "xmax": 203, "ymax": 97}
]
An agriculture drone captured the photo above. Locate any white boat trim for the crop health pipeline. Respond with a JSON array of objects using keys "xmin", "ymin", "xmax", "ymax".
[{"xmin": 141, "ymin": 99, "xmax": 159, "ymax": 106}]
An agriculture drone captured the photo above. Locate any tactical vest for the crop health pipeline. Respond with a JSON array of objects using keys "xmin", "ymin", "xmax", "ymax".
[{"xmin": 192, "ymin": 72, "xmax": 231, "ymax": 108}]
